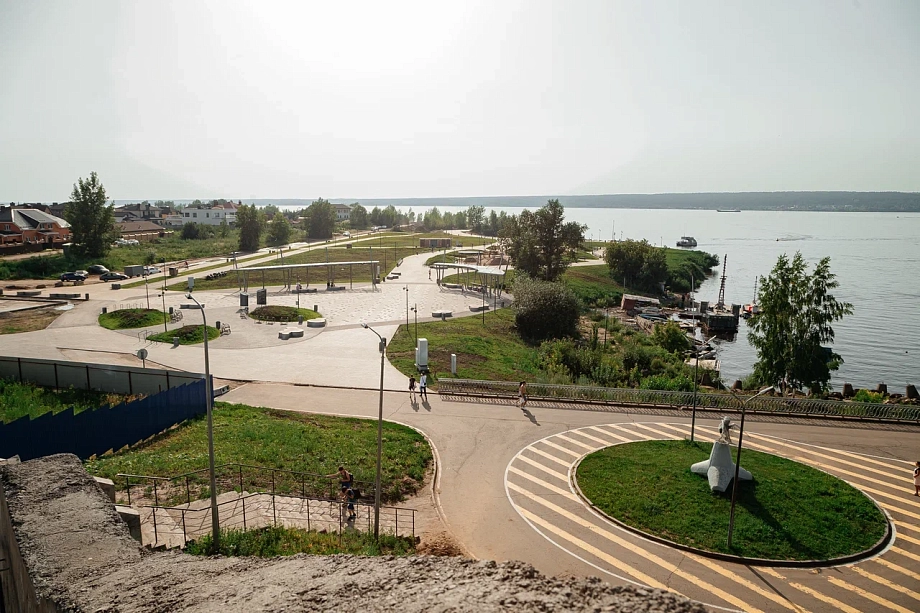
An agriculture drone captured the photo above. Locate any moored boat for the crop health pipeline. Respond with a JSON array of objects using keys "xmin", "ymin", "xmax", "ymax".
[{"xmin": 676, "ymin": 236, "xmax": 698, "ymax": 247}]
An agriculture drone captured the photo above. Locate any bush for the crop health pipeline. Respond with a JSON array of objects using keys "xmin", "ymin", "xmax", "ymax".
[
  {"xmin": 640, "ymin": 374, "xmax": 694, "ymax": 391},
  {"xmin": 512, "ymin": 276, "xmax": 581, "ymax": 341},
  {"xmin": 651, "ymin": 321, "xmax": 691, "ymax": 354},
  {"xmin": 249, "ymin": 306, "xmax": 321, "ymax": 322},
  {"xmin": 853, "ymin": 389, "xmax": 885, "ymax": 404}
]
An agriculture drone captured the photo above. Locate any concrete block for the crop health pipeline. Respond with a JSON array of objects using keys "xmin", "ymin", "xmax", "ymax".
[
  {"xmin": 306, "ymin": 318, "xmax": 326, "ymax": 328},
  {"xmin": 115, "ymin": 505, "xmax": 142, "ymax": 542},
  {"xmin": 93, "ymin": 476, "xmax": 116, "ymax": 503}
]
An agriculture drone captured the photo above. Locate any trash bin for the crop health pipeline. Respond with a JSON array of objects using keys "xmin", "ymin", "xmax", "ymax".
[
  {"xmin": 102, "ymin": 307, "xmax": 107, "ymax": 314},
  {"xmin": 169, "ymin": 267, "xmax": 179, "ymax": 277},
  {"xmin": 240, "ymin": 293, "xmax": 249, "ymax": 307}
]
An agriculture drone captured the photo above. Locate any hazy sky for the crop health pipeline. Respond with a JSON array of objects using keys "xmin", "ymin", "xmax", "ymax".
[{"xmin": 2, "ymin": 0, "xmax": 919, "ymax": 201}]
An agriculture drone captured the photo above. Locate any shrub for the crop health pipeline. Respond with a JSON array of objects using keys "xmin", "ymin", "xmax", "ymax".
[
  {"xmin": 853, "ymin": 389, "xmax": 885, "ymax": 404},
  {"xmin": 249, "ymin": 306, "xmax": 320, "ymax": 322},
  {"xmin": 640, "ymin": 374, "xmax": 694, "ymax": 391},
  {"xmin": 512, "ymin": 276, "xmax": 581, "ymax": 341}
]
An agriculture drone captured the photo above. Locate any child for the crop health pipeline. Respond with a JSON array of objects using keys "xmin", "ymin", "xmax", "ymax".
[{"xmin": 345, "ymin": 488, "xmax": 357, "ymax": 520}]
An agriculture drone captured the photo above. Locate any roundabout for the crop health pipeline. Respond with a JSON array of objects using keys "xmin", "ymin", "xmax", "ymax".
[{"xmin": 505, "ymin": 421, "xmax": 919, "ymax": 613}]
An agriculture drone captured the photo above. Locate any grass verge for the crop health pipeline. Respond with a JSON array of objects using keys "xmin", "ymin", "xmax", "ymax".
[
  {"xmin": 0, "ymin": 307, "xmax": 62, "ymax": 334},
  {"xmin": 84, "ymin": 402, "xmax": 432, "ymax": 504},
  {"xmin": 576, "ymin": 440, "xmax": 887, "ymax": 560},
  {"xmin": 0, "ymin": 378, "xmax": 134, "ymax": 423},
  {"xmin": 388, "ymin": 308, "xmax": 540, "ymax": 386},
  {"xmin": 249, "ymin": 306, "xmax": 321, "ymax": 322},
  {"xmin": 98, "ymin": 308, "xmax": 168, "ymax": 329},
  {"xmin": 186, "ymin": 525, "xmax": 415, "ymax": 557},
  {"xmin": 147, "ymin": 324, "xmax": 220, "ymax": 345}
]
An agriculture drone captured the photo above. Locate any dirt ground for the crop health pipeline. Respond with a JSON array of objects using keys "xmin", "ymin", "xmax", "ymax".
[
  {"xmin": 2, "ymin": 454, "xmax": 706, "ymax": 612},
  {"xmin": 0, "ymin": 305, "xmax": 64, "ymax": 334}
]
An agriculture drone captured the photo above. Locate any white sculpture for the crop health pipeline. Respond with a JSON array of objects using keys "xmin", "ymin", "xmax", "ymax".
[{"xmin": 691, "ymin": 417, "xmax": 752, "ymax": 493}]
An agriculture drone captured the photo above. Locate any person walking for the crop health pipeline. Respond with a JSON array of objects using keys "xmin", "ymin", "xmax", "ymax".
[
  {"xmin": 913, "ymin": 461, "xmax": 920, "ymax": 496},
  {"xmin": 419, "ymin": 372, "xmax": 428, "ymax": 400},
  {"xmin": 344, "ymin": 488, "xmax": 357, "ymax": 520},
  {"xmin": 408, "ymin": 375, "xmax": 416, "ymax": 398},
  {"xmin": 518, "ymin": 381, "xmax": 528, "ymax": 409},
  {"xmin": 327, "ymin": 466, "xmax": 354, "ymax": 494}
]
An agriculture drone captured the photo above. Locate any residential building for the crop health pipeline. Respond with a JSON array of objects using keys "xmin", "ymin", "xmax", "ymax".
[
  {"xmin": 333, "ymin": 203, "xmax": 352, "ymax": 221},
  {"xmin": 114, "ymin": 202, "xmax": 177, "ymax": 226},
  {"xmin": 0, "ymin": 207, "xmax": 71, "ymax": 246},
  {"xmin": 117, "ymin": 221, "xmax": 169, "ymax": 242},
  {"xmin": 180, "ymin": 203, "xmax": 238, "ymax": 226}
]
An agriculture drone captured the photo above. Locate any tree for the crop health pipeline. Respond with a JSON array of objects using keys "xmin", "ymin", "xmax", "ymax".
[
  {"xmin": 181, "ymin": 222, "xmax": 201, "ymax": 240},
  {"xmin": 236, "ymin": 204, "xmax": 264, "ymax": 251},
  {"xmin": 65, "ymin": 172, "xmax": 117, "ymax": 258},
  {"xmin": 651, "ymin": 321, "xmax": 691, "ymax": 354},
  {"xmin": 499, "ymin": 200, "xmax": 586, "ymax": 282},
  {"xmin": 306, "ymin": 198, "xmax": 336, "ymax": 239},
  {"xmin": 604, "ymin": 239, "xmax": 668, "ymax": 291},
  {"xmin": 512, "ymin": 276, "xmax": 581, "ymax": 341},
  {"xmin": 267, "ymin": 212, "xmax": 292, "ymax": 246},
  {"xmin": 747, "ymin": 252, "xmax": 853, "ymax": 394},
  {"xmin": 350, "ymin": 204, "xmax": 368, "ymax": 229},
  {"xmin": 466, "ymin": 205, "xmax": 485, "ymax": 234},
  {"xmin": 217, "ymin": 218, "xmax": 230, "ymax": 238}
]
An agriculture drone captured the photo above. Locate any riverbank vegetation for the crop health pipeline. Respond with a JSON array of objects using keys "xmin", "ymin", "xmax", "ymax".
[{"xmin": 186, "ymin": 526, "xmax": 416, "ymax": 557}]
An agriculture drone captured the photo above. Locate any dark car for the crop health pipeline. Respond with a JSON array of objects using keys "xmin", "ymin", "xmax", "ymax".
[
  {"xmin": 100, "ymin": 272, "xmax": 129, "ymax": 282},
  {"xmin": 60, "ymin": 272, "xmax": 88, "ymax": 282},
  {"xmin": 87, "ymin": 265, "xmax": 110, "ymax": 275}
]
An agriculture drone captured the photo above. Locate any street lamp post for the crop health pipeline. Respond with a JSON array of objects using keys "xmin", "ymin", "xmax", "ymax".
[
  {"xmin": 403, "ymin": 286, "xmax": 409, "ymax": 332},
  {"xmin": 361, "ymin": 323, "xmax": 386, "ymax": 540},
  {"xmin": 727, "ymin": 385, "xmax": 775, "ymax": 549},
  {"xmin": 690, "ymin": 335, "xmax": 718, "ymax": 442},
  {"xmin": 410, "ymin": 304, "xmax": 418, "ymax": 348},
  {"xmin": 144, "ymin": 271, "xmax": 150, "ymax": 310},
  {"xmin": 604, "ymin": 304, "xmax": 609, "ymax": 347},
  {"xmin": 186, "ymin": 292, "xmax": 220, "ymax": 552},
  {"xmin": 161, "ymin": 261, "xmax": 168, "ymax": 334}
]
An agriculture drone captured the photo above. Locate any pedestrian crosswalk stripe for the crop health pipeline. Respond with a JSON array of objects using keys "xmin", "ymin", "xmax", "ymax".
[
  {"xmin": 554, "ymin": 433, "xmax": 597, "ymax": 451},
  {"xmin": 540, "ymin": 439, "xmax": 582, "ymax": 457},
  {"xmin": 508, "ymin": 466, "xmax": 576, "ymax": 500},
  {"xmin": 601, "ymin": 424, "xmax": 657, "ymax": 440},
  {"xmin": 508, "ymin": 481, "xmax": 767, "ymax": 613},
  {"xmin": 889, "ymin": 546, "xmax": 920, "ymax": 564},
  {"xmin": 570, "ymin": 428, "xmax": 617, "ymax": 447},
  {"xmin": 631, "ymin": 422, "xmax": 682, "ymax": 440},
  {"xmin": 825, "ymin": 575, "xmax": 914, "ymax": 613},
  {"xmin": 850, "ymin": 566, "xmax": 920, "ymax": 604},
  {"xmin": 874, "ymin": 556, "xmax": 920, "ymax": 582},
  {"xmin": 892, "ymin": 528, "xmax": 920, "ymax": 547},
  {"xmin": 514, "ymin": 503, "xmax": 670, "ymax": 591},
  {"xmin": 754, "ymin": 432, "xmax": 912, "ymax": 472},
  {"xmin": 516, "ymin": 454, "xmax": 569, "ymax": 482},
  {"xmin": 585, "ymin": 425, "xmax": 635, "ymax": 443},
  {"xmin": 525, "ymin": 446, "xmax": 573, "ymax": 468}
]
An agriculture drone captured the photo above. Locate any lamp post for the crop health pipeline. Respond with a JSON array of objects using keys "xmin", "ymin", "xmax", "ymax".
[
  {"xmin": 604, "ymin": 303, "xmax": 609, "ymax": 347},
  {"xmin": 144, "ymin": 270, "xmax": 150, "ymax": 310},
  {"xmin": 186, "ymin": 292, "xmax": 220, "ymax": 552},
  {"xmin": 726, "ymin": 385, "xmax": 775, "ymax": 549},
  {"xmin": 161, "ymin": 261, "xmax": 168, "ymax": 334},
  {"xmin": 361, "ymin": 323, "xmax": 386, "ymax": 540},
  {"xmin": 411, "ymin": 304, "xmax": 418, "ymax": 348},
  {"xmin": 403, "ymin": 286, "xmax": 409, "ymax": 332},
  {"xmin": 690, "ymin": 335, "xmax": 718, "ymax": 442}
]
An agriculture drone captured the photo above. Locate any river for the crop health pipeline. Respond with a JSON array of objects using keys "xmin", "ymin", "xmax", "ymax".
[{"xmin": 392, "ymin": 206, "xmax": 919, "ymax": 391}]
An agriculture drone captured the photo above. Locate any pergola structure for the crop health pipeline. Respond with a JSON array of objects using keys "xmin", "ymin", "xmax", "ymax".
[
  {"xmin": 234, "ymin": 260, "xmax": 381, "ymax": 292},
  {"xmin": 430, "ymin": 262, "xmax": 507, "ymax": 301}
]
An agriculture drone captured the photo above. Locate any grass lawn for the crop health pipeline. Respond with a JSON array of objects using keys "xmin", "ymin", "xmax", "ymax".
[
  {"xmin": 147, "ymin": 324, "xmax": 220, "ymax": 345},
  {"xmin": 388, "ymin": 308, "xmax": 541, "ymax": 386},
  {"xmin": 98, "ymin": 308, "xmax": 168, "ymax": 329},
  {"xmin": 249, "ymin": 306, "xmax": 321, "ymax": 322},
  {"xmin": 0, "ymin": 379, "xmax": 134, "ymax": 423},
  {"xmin": 0, "ymin": 307, "xmax": 63, "ymax": 334},
  {"xmin": 576, "ymin": 440, "xmax": 887, "ymax": 560},
  {"xmin": 186, "ymin": 525, "xmax": 415, "ymax": 557},
  {"xmin": 563, "ymin": 265, "xmax": 625, "ymax": 306},
  {"xmin": 84, "ymin": 402, "xmax": 432, "ymax": 504}
]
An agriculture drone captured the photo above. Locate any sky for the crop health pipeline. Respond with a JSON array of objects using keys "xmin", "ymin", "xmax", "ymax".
[{"xmin": 1, "ymin": 0, "xmax": 919, "ymax": 201}]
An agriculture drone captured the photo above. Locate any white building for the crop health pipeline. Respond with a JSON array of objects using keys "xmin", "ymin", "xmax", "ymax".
[
  {"xmin": 180, "ymin": 204, "xmax": 237, "ymax": 226},
  {"xmin": 333, "ymin": 203, "xmax": 352, "ymax": 221}
]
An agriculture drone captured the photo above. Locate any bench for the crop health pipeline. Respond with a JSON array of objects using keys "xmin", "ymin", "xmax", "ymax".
[
  {"xmin": 432, "ymin": 309, "xmax": 452, "ymax": 318},
  {"xmin": 442, "ymin": 283, "xmax": 462, "ymax": 289},
  {"xmin": 48, "ymin": 293, "xmax": 82, "ymax": 300},
  {"xmin": 306, "ymin": 318, "xmax": 326, "ymax": 328},
  {"xmin": 468, "ymin": 304, "xmax": 489, "ymax": 312},
  {"xmin": 16, "ymin": 290, "xmax": 41, "ymax": 297},
  {"xmin": 293, "ymin": 287, "xmax": 317, "ymax": 293},
  {"xmin": 326, "ymin": 286, "xmax": 346, "ymax": 291}
]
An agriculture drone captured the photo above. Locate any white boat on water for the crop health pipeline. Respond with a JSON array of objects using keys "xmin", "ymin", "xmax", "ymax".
[{"xmin": 676, "ymin": 236, "xmax": 698, "ymax": 247}]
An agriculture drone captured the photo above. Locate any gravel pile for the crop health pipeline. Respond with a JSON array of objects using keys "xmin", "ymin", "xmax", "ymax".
[{"xmin": 2, "ymin": 455, "xmax": 705, "ymax": 613}]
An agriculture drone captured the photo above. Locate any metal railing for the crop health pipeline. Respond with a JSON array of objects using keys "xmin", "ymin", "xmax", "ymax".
[
  {"xmin": 144, "ymin": 490, "xmax": 416, "ymax": 548},
  {"xmin": 117, "ymin": 462, "xmax": 377, "ymax": 507},
  {"xmin": 438, "ymin": 379, "xmax": 920, "ymax": 423}
]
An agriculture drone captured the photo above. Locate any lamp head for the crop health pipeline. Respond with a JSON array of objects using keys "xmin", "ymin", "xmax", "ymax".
[
  {"xmin": 185, "ymin": 292, "xmax": 192, "ymax": 300},
  {"xmin": 361, "ymin": 323, "xmax": 368, "ymax": 329}
]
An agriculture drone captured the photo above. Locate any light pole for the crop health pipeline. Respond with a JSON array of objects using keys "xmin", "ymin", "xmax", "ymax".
[
  {"xmin": 726, "ymin": 385, "xmax": 775, "ymax": 549},
  {"xmin": 361, "ymin": 323, "xmax": 386, "ymax": 540},
  {"xmin": 690, "ymin": 335, "xmax": 718, "ymax": 442},
  {"xmin": 411, "ymin": 304, "xmax": 418, "ymax": 348},
  {"xmin": 403, "ymin": 286, "xmax": 409, "ymax": 332},
  {"xmin": 604, "ymin": 302, "xmax": 609, "ymax": 347},
  {"xmin": 161, "ymin": 260, "xmax": 168, "ymax": 334},
  {"xmin": 186, "ymin": 292, "xmax": 220, "ymax": 552},
  {"xmin": 144, "ymin": 271, "xmax": 150, "ymax": 310}
]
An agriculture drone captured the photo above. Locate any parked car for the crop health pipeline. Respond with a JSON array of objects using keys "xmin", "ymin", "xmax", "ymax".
[
  {"xmin": 87, "ymin": 265, "xmax": 109, "ymax": 275},
  {"xmin": 100, "ymin": 272, "xmax": 129, "ymax": 282},
  {"xmin": 143, "ymin": 266, "xmax": 161, "ymax": 276},
  {"xmin": 74, "ymin": 270, "xmax": 89, "ymax": 277},
  {"xmin": 114, "ymin": 238, "xmax": 140, "ymax": 246},
  {"xmin": 60, "ymin": 272, "xmax": 87, "ymax": 282}
]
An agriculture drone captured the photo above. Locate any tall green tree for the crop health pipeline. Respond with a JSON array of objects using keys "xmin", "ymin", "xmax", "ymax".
[
  {"xmin": 267, "ymin": 212, "xmax": 292, "ymax": 246},
  {"xmin": 466, "ymin": 205, "xmax": 485, "ymax": 234},
  {"xmin": 350, "ymin": 204, "xmax": 368, "ymax": 229},
  {"xmin": 499, "ymin": 200, "xmax": 586, "ymax": 282},
  {"xmin": 306, "ymin": 198, "xmax": 336, "ymax": 239},
  {"xmin": 236, "ymin": 204, "xmax": 264, "ymax": 252},
  {"xmin": 747, "ymin": 252, "xmax": 853, "ymax": 394},
  {"xmin": 604, "ymin": 239, "xmax": 668, "ymax": 291},
  {"xmin": 65, "ymin": 172, "xmax": 117, "ymax": 258}
]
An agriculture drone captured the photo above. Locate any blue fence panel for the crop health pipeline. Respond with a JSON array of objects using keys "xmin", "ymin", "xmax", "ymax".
[{"xmin": 0, "ymin": 379, "xmax": 208, "ymax": 461}]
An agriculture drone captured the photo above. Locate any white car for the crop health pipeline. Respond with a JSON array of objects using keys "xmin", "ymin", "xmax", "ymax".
[{"xmin": 143, "ymin": 266, "xmax": 161, "ymax": 275}]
